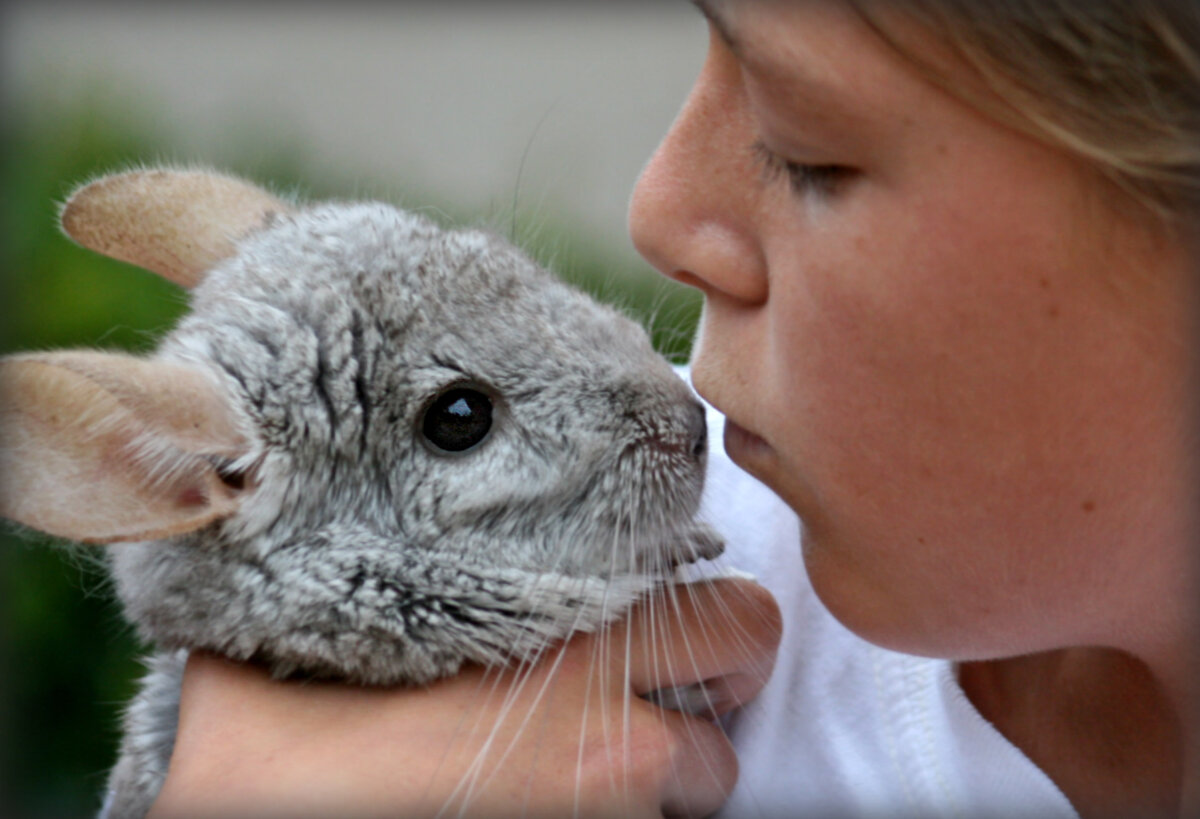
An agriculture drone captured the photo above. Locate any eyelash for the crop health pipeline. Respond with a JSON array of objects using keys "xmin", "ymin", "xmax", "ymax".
[{"xmin": 750, "ymin": 140, "xmax": 854, "ymax": 198}]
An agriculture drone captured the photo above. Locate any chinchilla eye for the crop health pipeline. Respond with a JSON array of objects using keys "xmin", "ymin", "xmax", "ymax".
[{"xmin": 421, "ymin": 387, "xmax": 493, "ymax": 453}]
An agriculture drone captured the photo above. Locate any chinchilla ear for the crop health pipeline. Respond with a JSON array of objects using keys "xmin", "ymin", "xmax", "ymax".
[
  {"xmin": 0, "ymin": 351, "xmax": 251, "ymax": 543},
  {"xmin": 60, "ymin": 167, "xmax": 293, "ymax": 288}
]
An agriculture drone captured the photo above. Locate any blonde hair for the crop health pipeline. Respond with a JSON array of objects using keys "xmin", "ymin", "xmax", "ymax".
[{"xmin": 848, "ymin": 0, "xmax": 1200, "ymax": 220}]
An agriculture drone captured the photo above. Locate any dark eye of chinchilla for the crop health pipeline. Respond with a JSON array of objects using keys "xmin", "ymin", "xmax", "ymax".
[{"xmin": 421, "ymin": 387, "xmax": 494, "ymax": 453}]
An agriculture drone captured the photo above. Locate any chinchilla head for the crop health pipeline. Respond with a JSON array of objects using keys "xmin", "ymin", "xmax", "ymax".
[{"xmin": 0, "ymin": 167, "xmax": 721, "ymax": 684}]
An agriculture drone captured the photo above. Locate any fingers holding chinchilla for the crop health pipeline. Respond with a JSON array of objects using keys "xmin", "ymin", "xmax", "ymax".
[
  {"xmin": 607, "ymin": 577, "xmax": 783, "ymax": 718},
  {"xmin": 657, "ymin": 711, "xmax": 740, "ymax": 818},
  {"xmin": 462, "ymin": 633, "xmax": 742, "ymax": 819},
  {"xmin": 545, "ymin": 578, "xmax": 776, "ymax": 816}
]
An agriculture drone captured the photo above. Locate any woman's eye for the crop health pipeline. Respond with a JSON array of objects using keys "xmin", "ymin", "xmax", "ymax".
[
  {"xmin": 421, "ymin": 387, "xmax": 493, "ymax": 453},
  {"xmin": 751, "ymin": 139, "xmax": 855, "ymax": 198}
]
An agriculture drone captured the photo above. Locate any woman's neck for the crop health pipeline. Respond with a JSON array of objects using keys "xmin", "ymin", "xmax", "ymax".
[
  {"xmin": 959, "ymin": 644, "xmax": 1194, "ymax": 819},
  {"xmin": 1141, "ymin": 620, "xmax": 1200, "ymax": 819}
]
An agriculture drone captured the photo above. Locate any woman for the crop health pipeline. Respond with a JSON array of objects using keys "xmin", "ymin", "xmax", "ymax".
[{"xmin": 150, "ymin": 1, "xmax": 1199, "ymax": 816}]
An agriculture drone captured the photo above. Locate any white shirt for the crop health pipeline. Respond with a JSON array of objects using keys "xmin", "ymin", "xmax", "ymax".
[{"xmin": 693, "ymin": 401, "xmax": 1079, "ymax": 819}]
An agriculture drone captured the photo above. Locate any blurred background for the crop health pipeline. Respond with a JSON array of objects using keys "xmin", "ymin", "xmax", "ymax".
[{"xmin": 0, "ymin": 3, "xmax": 707, "ymax": 815}]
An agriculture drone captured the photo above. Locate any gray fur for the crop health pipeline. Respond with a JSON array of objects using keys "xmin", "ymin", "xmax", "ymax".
[{"xmin": 97, "ymin": 199, "xmax": 719, "ymax": 816}]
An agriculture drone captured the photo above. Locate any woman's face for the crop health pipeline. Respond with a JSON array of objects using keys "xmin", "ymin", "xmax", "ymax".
[{"xmin": 629, "ymin": 0, "xmax": 1192, "ymax": 659}]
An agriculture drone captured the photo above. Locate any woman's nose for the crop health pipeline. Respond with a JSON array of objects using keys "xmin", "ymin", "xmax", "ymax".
[{"xmin": 629, "ymin": 30, "xmax": 768, "ymax": 305}]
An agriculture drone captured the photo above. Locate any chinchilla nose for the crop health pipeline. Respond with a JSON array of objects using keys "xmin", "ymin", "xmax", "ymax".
[{"xmin": 687, "ymin": 400, "xmax": 708, "ymax": 461}]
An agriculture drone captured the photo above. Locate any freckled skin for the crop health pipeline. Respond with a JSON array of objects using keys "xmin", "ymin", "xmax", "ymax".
[{"xmin": 629, "ymin": 1, "xmax": 1192, "ymax": 664}]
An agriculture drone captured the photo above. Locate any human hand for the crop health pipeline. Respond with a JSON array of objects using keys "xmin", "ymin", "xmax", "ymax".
[{"xmin": 147, "ymin": 577, "xmax": 781, "ymax": 819}]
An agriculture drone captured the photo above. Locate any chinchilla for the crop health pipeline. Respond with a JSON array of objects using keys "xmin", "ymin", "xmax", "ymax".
[{"xmin": 0, "ymin": 167, "xmax": 723, "ymax": 818}]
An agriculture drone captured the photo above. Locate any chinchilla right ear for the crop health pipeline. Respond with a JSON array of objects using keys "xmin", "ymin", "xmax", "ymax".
[
  {"xmin": 59, "ymin": 166, "xmax": 293, "ymax": 288},
  {"xmin": 0, "ymin": 351, "xmax": 252, "ymax": 544}
]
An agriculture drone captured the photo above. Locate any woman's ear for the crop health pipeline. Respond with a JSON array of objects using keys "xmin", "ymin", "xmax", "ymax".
[{"xmin": 0, "ymin": 351, "xmax": 252, "ymax": 543}]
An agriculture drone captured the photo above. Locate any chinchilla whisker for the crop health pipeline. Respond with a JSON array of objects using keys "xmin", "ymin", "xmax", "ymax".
[
  {"xmin": 651, "ymin": 596, "xmax": 735, "ymax": 792},
  {"xmin": 622, "ymin": 501, "xmax": 647, "ymax": 802},
  {"xmin": 436, "ymin": 656, "xmax": 561, "ymax": 818},
  {"xmin": 590, "ymin": 516, "xmax": 627, "ymax": 800},
  {"xmin": 508, "ymin": 99, "xmax": 559, "ymax": 244},
  {"xmin": 449, "ymin": 570, "xmax": 623, "ymax": 815},
  {"xmin": 573, "ymin": 629, "xmax": 601, "ymax": 819},
  {"xmin": 446, "ymin": 654, "xmax": 551, "ymax": 808},
  {"xmin": 684, "ymin": 568, "xmax": 769, "ymax": 673}
]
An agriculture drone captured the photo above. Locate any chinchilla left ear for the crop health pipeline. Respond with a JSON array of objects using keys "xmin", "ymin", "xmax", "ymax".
[
  {"xmin": 0, "ymin": 350, "xmax": 252, "ymax": 543},
  {"xmin": 60, "ymin": 166, "xmax": 294, "ymax": 288}
]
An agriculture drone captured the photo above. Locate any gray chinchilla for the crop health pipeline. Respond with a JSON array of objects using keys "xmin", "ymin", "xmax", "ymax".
[{"xmin": 0, "ymin": 167, "xmax": 722, "ymax": 818}]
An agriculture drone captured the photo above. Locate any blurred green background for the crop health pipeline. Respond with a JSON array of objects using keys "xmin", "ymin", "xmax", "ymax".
[{"xmin": 0, "ymin": 85, "xmax": 702, "ymax": 817}]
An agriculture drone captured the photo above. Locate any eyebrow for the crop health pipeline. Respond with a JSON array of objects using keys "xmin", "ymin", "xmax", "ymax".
[{"xmin": 689, "ymin": 0, "xmax": 876, "ymax": 136}]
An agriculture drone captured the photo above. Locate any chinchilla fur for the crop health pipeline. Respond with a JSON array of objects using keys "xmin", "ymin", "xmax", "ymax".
[{"xmin": 18, "ymin": 171, "xmax": 721, "ymax": 818}]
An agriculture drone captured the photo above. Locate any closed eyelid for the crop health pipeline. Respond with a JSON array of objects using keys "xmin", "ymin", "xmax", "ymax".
[{"xmin": 749, "ymin": 140, "xmax": 855, "ymax": 198}]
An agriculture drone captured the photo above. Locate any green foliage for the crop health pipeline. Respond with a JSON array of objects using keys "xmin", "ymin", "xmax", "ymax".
[
  {"xmin": 0, "ymin": 93, "xmax": 182, "ymax": 819},
  {"xmin": 0, "ymin": 92, "xmax": 698, "ymax": 816}
]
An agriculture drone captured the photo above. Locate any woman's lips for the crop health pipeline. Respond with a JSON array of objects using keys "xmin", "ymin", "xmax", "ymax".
[{"xmin": 723, "ymin": 418, "xmax": 772, "ymax": 466}]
